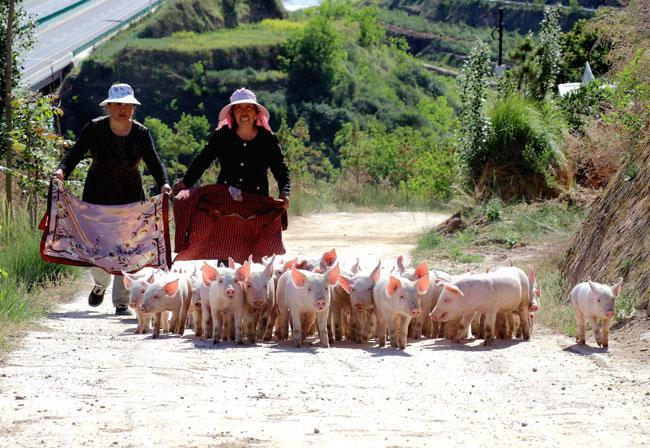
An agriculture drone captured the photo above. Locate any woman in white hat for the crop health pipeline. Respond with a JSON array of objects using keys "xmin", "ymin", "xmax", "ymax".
[
  {"xmin": 171, "ymin": 87, "xmax": 290, "ymax": 207},
  {"xmin": 52, "ymin": 83, "xmax": 171, "ymax": 315}
]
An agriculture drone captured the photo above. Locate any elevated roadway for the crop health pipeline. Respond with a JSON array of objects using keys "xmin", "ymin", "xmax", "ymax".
[{"xmin": 22, "ymin": 0, "xmax": 160, "ymax": 91}]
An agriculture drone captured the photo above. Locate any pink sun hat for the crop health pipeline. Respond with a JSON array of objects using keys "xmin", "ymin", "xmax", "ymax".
[
  {"xmin": 217, "ymin": 88, "xmax": 272, "ymax": 132},
  {"xmin": 99, "ymin": 83, "xmax": 141, "ymax": 106},
  {"xmin": 218, "ymin": 88, "xmax": 270, "ymax": 122}
]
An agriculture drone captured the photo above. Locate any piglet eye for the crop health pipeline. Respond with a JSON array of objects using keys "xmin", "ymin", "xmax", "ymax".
[{"xmin": 140, "ymin": 289, "xmax": 145, "ymax": 293}]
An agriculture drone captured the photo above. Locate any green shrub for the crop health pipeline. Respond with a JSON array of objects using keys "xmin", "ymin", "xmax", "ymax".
[
  {"xmin": 473, "ymin": 95, "xmax": 566, "ymax": 199},
  {"xmin": 557, "ymin": 80, "xmax": 614, "ymax": 130},
  {"xmin": 486, "ymin": 197, "xmax": 503, "ymax": 222}
]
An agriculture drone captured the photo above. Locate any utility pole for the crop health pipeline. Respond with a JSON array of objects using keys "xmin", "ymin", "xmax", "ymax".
[
  {"xmin": 497, "ymin": 8, "xmax": 504, "ymax": 66},
  {"xmin": 492, "ymin": 8, "xmax": 506, "ymax": 77},
  {"xmin": 4, "ymin": 0, "xmax": 16, "ymax": 221}
]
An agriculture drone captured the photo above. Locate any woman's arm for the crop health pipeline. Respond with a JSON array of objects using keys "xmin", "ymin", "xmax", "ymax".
[
  {"xmin": 141, "ymin": 129, "xmax": 170, "ymax": 193},
  {"xmin": 178, "ymin": 130, "xmax": 221, "ymax": 188},
  {"xmin": 268, "ymin": 133, "xmax": 291, "ymax": 198},
  {"xmin": 55, "ymin": 121, "xmax": 93, "ymax": 179}
]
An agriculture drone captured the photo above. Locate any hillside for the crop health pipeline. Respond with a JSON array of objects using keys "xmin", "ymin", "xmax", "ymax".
[
  {"xmin": 140, "ymin": 0, "xmax": 287, "ymax": 37},
  {"xmin": 375, "ymin": 0, "xmax": 597, "ymax": 33},
  {"xmin": 59, "ymin": 4, "xmax": 454, "ymax": 157}
]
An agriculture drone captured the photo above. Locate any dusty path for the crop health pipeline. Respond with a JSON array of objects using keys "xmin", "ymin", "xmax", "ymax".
[{"xmin": 1, "ymin": 211, "xmax": 648, "ymax": 448}]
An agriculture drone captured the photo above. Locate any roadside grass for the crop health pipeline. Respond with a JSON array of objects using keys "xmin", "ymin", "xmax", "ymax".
[
  {"xmin": 0, "ymin": 213, "xmax": 81, "ymax": 354},
  {"xmin": 287, "ymin": 179, "xmax": 456, "ymax": 216},
  {"xmin": 130, "ymin": 20, "xmax": 300, "ymax": 52}
]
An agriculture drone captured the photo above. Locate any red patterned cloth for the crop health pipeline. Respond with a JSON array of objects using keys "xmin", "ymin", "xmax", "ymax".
[
  {"xmin": 172, "ymin": 185, "xmax": 287, "ymax": 263},
  {"xmin": 39, "ymin": 180, "xmax": 171, "ymax": 275}
]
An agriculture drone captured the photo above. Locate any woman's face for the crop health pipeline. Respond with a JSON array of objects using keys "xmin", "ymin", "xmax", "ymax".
[
  {"xmin": 107, "ymin": 102, "xmax": 135, "ymax": 123},
  {"xmin": 232, "ymin": 103, "xmax": 257, "ymax": 128}
]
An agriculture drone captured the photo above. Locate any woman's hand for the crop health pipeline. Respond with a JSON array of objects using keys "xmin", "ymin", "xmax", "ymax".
[
  {"xmin": 171, "ymin": 181, "xmax": 188, "ymax": 196},
  {"xmin": 161, "ymin": 183, "xmax": 172, "ymax": 195},
  {"xmin": 279, "ymin": 193, "xmax": 289, "ymax": 211},
  {"xmin": 52, "ymin": 169, "xmax": 64, "ymax": 181}
]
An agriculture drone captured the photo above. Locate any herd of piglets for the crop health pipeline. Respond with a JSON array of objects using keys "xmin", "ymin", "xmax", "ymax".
[{"xmin": 121, "ymin": 249, "xmax": 623, "ymax": 349}]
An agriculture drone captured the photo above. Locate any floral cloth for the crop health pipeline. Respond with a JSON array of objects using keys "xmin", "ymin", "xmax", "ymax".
[{"xmin": 39, "ymin": 180, "xmax": 171, "ymax": 274}]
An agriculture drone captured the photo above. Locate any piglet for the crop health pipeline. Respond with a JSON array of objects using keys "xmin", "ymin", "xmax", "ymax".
[
  {"xmin": 570, "ymin": 278, "xmax": 622, "ymax": 348},
  {"xmin": 140, "ymin": 271, "xmax": 193, "ymax": 338},
  {"xmin": 276, "ymin": 263, "xmax": 340, "ymax": 348},
  {"xmin": 373, "ymin": 262, "xmax": 429, "ymax": 350}
]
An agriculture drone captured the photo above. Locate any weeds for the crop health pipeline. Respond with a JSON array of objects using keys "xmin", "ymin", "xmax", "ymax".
[{"xmin": 0, "ymin": 212, "xmax": 80, "ymax": 349}]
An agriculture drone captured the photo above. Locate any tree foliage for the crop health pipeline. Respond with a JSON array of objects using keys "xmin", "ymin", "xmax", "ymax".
[
  {"xmin": 280, "ymin": 14, "xmax": 344, "ymax": 101},
  {"xmin": 457, "ymin": 40, "xmax": 492, "ymax": 178},
  {"xmin": 1, "ymin": 0, "xmax": 34, "ymax": 154},
  {"xmin": 499, "ymin": 7, "xmax": 563, "ymax": 100}
]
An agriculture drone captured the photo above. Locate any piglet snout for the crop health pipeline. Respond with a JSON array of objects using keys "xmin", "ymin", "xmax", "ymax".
[
  {"xmin": 315, "ymin": 299, "xmax": 327, "ymax": 311},
  {"xmin": 411, "ymin": 308, "xmax": 421, "ymax": 317},
  {"xmin": 605, "ymin": 311, "xmax": 615, "ymax": 318},
  {"xmin": 225, "ymin": 287, "xmax": 236, "ymax": 299}
]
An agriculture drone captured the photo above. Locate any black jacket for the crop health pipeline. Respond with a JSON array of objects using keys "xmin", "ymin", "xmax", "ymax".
[
  {"xmin": 182, "ymin": 126, "xmax": 290, "ymax": 197},
  {"xmin": 57, "ymin": 116, "xmax": 169, "ymax": 205}
]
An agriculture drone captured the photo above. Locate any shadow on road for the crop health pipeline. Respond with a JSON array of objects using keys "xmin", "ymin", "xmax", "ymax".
[
  {"xmin": 422, "ymin": 337, "xmax": 528, "ymax": 352},
  {"xmin": 563, "ymin": 344, "xmax": 609, "ymax": 356}
]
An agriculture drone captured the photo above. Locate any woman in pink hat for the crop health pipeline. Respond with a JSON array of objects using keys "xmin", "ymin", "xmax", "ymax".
[
  {"xmin": 52, "ymin": 83, "xmax": 171, "ymax": 315},
  {"xmin": 171, "ymin": 87, "xmax": 290, "ymax": 208}
]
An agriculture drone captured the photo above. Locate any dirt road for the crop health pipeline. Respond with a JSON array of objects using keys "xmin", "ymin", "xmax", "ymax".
[{"xmin": 1, "ymin": 211, "xmax": 648, "ymax": 447}]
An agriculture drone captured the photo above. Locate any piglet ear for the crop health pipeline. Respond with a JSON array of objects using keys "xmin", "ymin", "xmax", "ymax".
[
  {"xmin": 283, "ymin": 258, "xmax": 298, "ymax": 273},
  {"xmin": 291, "ymin": 267, "xmax": 306, "ymax": 287},
  {"xmin": 386, "ymin": 276, "xmax": 401, "ymax": 297},
  {"xmin": 248, "ymin": 254, "xmax": 253, "ymax": 263},
  {"xmin": 351, "ymin": 258, "xmax": 361, "ymax": 274},
  {"xmin": 443, "ymin": 283, "xmax": 463, "ymax": 297},
  {"xmin": 371, "ymin": 260, "xmax": 381, "ymax": 284},
  {"xmin": 416, "ymin": 274, "xmax": 430, "ymax": 295},
  {"xmin": 228, "ymin": 257, "xmax": 236, "ymax": 269},
  {"xmin": 528, "ymin": 267, "xmax": 536, "ymax": 285},
  {"xmin": 588, "ymin": 277, "xmax": 597, "ymax": 293},
  {"xmin": 338, "ymin": 275, "xmax": 350, "ymax": 293},
  {"xmin": 396, "ymin": 255, "xmax": 406, "ymax": 274},
  {"xmin": 612, "ymin": 278, "xmax": 623, "ymax": 297},
  {"xmin": 326, "ymin": 263, "xmax": 340, "ymax": 286},
  {"xmin": 236, "ymin": 261, "xmax": 250, "ymax": 281},
  {"xmin": 263, "ymin": 255, "xmax": 275, "ymax": 280},
  {"xmin": 202, "ymin": 261, "xmax": 218, "ymax": 286},
  {"xmin": 322, "ymin": 248, "xmax": 337, "ymax": 266},
  {"xmin": 164, "ymin": 278, "xmax": 180, "ymax": 296},
  {"xmin": 415, "ymin": 260, "xmax": 428, "ymax": 279},
  {"xmin": 122, "ymin": 272, "xmax": 134, "ymax": 289},
  {"xmin": 146, "ymin": 273, "xmax": 156, "ymax": 284},
  {"xmin": 535, "ymin": 282, "xmax": 542, "ymax": 298}
]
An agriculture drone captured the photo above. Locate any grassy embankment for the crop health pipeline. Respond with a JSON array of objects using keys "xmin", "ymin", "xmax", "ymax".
[
  {"xmin": 0, "ymin": 209, "xmax": 81, "ymax": 355},
  {"xmin": 412, "ymin": 200, "xmax": 638, "ymax": 335}
]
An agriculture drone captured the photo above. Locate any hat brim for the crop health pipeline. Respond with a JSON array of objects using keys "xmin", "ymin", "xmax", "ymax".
[
  {"xmin": 99, "ymin": 95, "xmax": 141, "ymax": 107},
  {"xmin": 218, "ymin": 99, "xmax": 270, "ymax": 122}
]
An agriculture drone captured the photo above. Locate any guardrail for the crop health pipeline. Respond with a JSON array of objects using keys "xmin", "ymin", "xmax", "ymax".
[
  {"xmin": 26, "ymin": 0, "xmax": 162, "ymax": 90},
  {"xmin": 72, "ymin": 0, "xmax": 161, "ymax": 56},
  {"xmin": 35, "ymin": 0, "xmax": 95, "ymax": 28}
]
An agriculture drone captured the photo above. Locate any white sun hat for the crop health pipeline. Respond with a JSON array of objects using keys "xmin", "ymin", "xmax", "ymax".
[
  {"xmin": 99, "ymin": 83, "xmax": 141, "ymax": 107},
  {"xmin": 218, "ymin": 88, "xmax": 270, "ymax": 122}
]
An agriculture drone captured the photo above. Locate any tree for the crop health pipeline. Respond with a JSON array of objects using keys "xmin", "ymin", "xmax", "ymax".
[
  {"xmin": 498, "ymin": 7, "xmax": 563, "ymax": 100},
  {"xmin": 1, "ymin": 0, "xmax": 34, "ymax": 219},
  {"xmin": 281, "ymin": 14, "xmax": 344, "ymax": 101},
  {"xmin": 536, "ymin": 6, "xmax": 563, "ymax": 100},
  {"xmin": 457, "ymin": 40, "xmax": 492, "ymax": 179}
]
